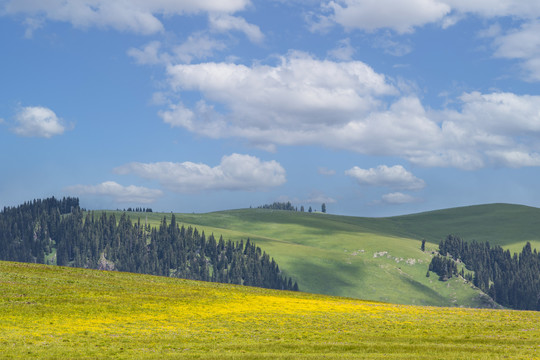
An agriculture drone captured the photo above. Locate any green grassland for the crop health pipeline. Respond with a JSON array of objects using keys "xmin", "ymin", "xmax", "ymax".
[
  {"xmin": 1, "ymin": 261, "xmax": 538, "ymax": 359},
  {"xmin": 98, "ymin": 203, "xmax": 540, "ymax": 308}
]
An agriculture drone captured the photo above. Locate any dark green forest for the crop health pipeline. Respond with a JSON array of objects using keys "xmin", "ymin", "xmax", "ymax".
[
  {"xmin": 0, "ymin": 197, "xmax": 298, "ymax": 291},
  {"xmin": 429, "ymin": 235, "xmax": 540, "ymax": 310}
]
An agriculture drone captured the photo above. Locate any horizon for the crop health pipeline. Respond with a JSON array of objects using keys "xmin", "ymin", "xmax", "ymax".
[
  {"xmin": 2, "ymin": 1, "xmax": 540, "ymax": 217},
  {"xmin": 4, "ymin": 196, "xmax": 536, "ymax": 220}
]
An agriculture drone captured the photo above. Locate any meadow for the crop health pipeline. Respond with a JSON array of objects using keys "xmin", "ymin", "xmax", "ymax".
[
  {"xmin": 101, "ymin": 203, "xmax": 540, "ymax": 308},
  {"xmin": 0, "ymin": 261, "xmax": 538, "ymax": 359}
]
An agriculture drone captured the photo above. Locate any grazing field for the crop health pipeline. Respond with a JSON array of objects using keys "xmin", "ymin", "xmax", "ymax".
[
  {"xmin": 0, "ymin": 261, "xmax": 538, "ymax": 359},
  {"xmin": 101, "ymin": 203, "xmax": 540, "ymax": 307}
]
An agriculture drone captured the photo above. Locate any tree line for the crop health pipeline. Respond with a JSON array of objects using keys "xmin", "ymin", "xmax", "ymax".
[
  {"xmin": 0, "ymin": 197, "xmax": 298, "ymax": 291},
  {"xmin": 428, "ymin": 234, "xmax": 540, "ymax": 310},
  {"xmin": 257, "ymin": 202, "xmax": 327, "ymax": 213}
]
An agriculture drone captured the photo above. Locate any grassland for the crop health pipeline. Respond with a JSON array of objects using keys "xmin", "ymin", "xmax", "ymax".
[
  {"xmin": 1, "ymin": 261, "xmax": 538, "ymax": 359},
  {"xmin": 101, "ymin": 203, "xmax": 540, "ymax": 308}
]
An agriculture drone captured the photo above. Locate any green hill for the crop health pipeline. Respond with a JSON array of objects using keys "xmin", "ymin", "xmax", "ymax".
[
  {"xmin": 107, "ymin": 203, "xmax": 540, "ymax": 308},
  {"xmin": 1, "ymin": 261, "xmax": 538, "ymax": 359}
]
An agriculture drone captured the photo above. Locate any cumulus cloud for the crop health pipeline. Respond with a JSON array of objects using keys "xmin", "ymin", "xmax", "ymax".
[
  {"xmin": 491, "ymin": 20, "xmax": 540, "ymax": 81},
  {"xmin": 318, "ymin": 0, "xmax": 540, "ymax": 33},
  {"xmin": 323, "ymin": 0, "xmax": 451, "ymax": 34},
  {"xmin": 157, "ymin": 49, "xmax": 540, "ymax": 169},
  {"xmin": 485, "ymin": 150, "xmax": 540, "ymax": 168},
  {"xmin": 312, "ymin": 1, "xmax": 540, "ymax": 83},
  {"xmin": 162, "ymin": 52, "xmax": 396, "ymax": 132},
  {"xmin": 448, "ymin": 92, "xmax": 540, "ymax": 135},
  {"xmin": 2, "ymin": 0, "xmax": 251, "ymax": 35},
  {"xmin": 114, "ymin": 153, "xmax": 286, "ymax": 192},
  {"xmin": 381, "ymin": 192, "xmax": 419, "ymax": 204},
  {"xmin": 66, "ymin": 181, "xmax": 163, "ymax": 203},
  {"xmin": 13, "ymin": 106, "xmax": 66, "ymax": 138},
  {"xmin": 345, "ymin": 165, "xmax": 426, "ymax": 190}
]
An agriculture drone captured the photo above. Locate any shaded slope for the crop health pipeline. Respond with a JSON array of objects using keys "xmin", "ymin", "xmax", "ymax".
[{"xmin": 103, "ymin": 203, "xmax": 540, "ymax": 307}]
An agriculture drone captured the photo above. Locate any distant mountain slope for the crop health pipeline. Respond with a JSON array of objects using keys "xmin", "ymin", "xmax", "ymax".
[
  {"xmin": 99, "ymin": 204, "xmax": 540, "ymax": 308},
  {"xmin": 384, "ymin": 203, "xmax": 540, "ymax": 252}
]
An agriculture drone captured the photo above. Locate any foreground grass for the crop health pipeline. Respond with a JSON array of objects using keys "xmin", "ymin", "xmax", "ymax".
[{"xmin": 1, "ymin": 262, "xmax": 538, "ymax": 359}]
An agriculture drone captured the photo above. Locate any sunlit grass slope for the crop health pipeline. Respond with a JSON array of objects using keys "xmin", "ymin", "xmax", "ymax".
[
  {"xmin": 101, "ymin": 203, "xmax": 540, "ymax": 307},
  {"xmin": 1, "ymin": 261, "xmax": 538, "ymax": 359}
]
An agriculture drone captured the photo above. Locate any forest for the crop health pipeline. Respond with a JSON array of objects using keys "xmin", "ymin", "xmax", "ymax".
[
  {"xmin": 428, "ymin": 234, "xmax": 540, "ymax": 310},
  {"xmin": 0, "ymin": 197, "xmax": 298, "ymax": 291}
]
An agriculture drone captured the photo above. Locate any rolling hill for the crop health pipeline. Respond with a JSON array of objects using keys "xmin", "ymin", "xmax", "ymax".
[
  {"xmin": 1, "ymin": 260, "xmax": 538, "ymax": 359},
  {"xmin": 103, "ymin": 203, "xmax": 540, "ymax": 308}
]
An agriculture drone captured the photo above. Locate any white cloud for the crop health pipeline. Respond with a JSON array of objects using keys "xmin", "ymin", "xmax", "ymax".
[
  {"xmin": 485, "ymin": 150, "xmax": 540, "ymax": 168},
  {"xmin": 13, "ymin": 106, "xmax": 66, "ymax": 138},
  {"xmin": 114, "ymin": 153, "xmax": 286, "ymax": 192},
  {"xmin": 491, "ymin": 20, "xmax": 540, "ymax": 81},
  {"xmin": 163, "ymin": 52, "xmax": 396, "ymax": 132},
  {"xmin": 324, "ymin": 0, "xmax": 451, "ymax": 34},
  {"xmin": 345, "ymin": 165, "xmax": 426, "ymax": 190},
  {"xmin": 2, "ymin": 0, "xmax": 251, "ymax": 35},
  {"xmin": 172, "ymin": 33, "xmax": 228, "ymax": 63},
  {"xmin": 318, "ymin": 0, "xmax": 540, "ymax": 34},
  {"xmin": 127, "ymin": 41, "xmax": 169, "ymax": 65},
  {"xmin": 128, "ymin": 34, "xmax": 227, "ymax": 66},
  {"xmin": 209, "ymin": 13, "xmax": 264, "ymax": 43},
  {"xmin": 160, "ymin": 101, "xmax": 225, "ymax": 138},
  {"xmin": 381, "ymin": 192, "xmax": 419, "ymax": 204},
  {"xmin": 450, "ymin": 91, "xmax": 540, "ymax": 135},
  {"xmin": 66, "ymin": 181, "xmax": 163, "ymax": 204},
  {"xmin": 313, "ymin": 1, "xmax": 540, "ymax": 81},
  {"xmin": 158, "ymin": 52, "xmax": 540, "ymax": 169}
]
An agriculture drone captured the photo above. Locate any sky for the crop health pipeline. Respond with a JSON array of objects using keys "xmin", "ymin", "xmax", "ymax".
[{"xmin": 1, "ymin": 0, "xmax": 540, "ymax": 217}]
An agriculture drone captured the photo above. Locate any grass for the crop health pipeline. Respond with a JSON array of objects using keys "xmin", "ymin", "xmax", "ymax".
[
  {"xmin": 94, "ymin": 204, "xmax": 540, "ymax": 308},
  {"xmin": 0, "ymin": 261, "xmax": 538, "ymax": 359}
]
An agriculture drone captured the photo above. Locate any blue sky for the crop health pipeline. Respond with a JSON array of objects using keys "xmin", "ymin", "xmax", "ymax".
[{"xmin": 1, "ymin": 0, "xmax": 540, "ymax": 216}]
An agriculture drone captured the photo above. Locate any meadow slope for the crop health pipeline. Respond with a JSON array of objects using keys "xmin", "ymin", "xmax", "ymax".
[
  {"xmin": 1, "ymin": 261, "xmax": 538, "ymax": 359},
  {"xmin": 99, "ymin": 203, "xmax": 540, "ymax": 308}
]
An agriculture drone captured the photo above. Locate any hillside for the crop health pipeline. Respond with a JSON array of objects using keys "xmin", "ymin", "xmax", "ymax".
[
  {"xmin": 114, "ymin": 203, "xmax": 540, "ymax": 307},
  {"xmin": 1, "ymin": 261, "xmax": 538, "ymax": 359}
]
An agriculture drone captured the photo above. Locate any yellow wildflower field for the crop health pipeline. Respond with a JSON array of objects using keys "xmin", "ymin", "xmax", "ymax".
[{"xmin": 0, "ymin": 261, "xmax": 538, "ymax": 359}]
